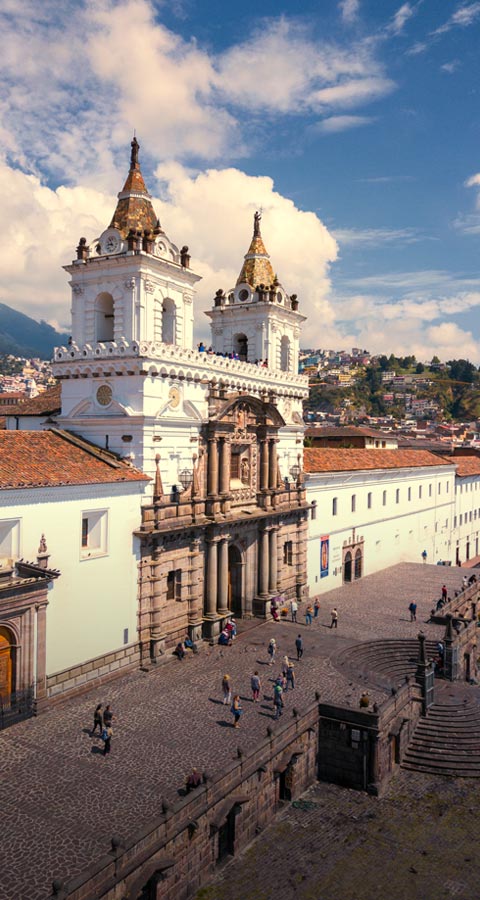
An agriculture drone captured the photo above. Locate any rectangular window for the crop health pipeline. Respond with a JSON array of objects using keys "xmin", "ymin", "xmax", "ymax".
[
  {"xmin": 383, "ymin": 490, "xmax": 387, "ymax": 506},
  {"xmin": 332, "ymin": 497, "xmax": 338, "ymax": 516},
  {"xmin": 284, "ymin": 541, "xmax": 293, "ymax": 566},
  {"xmin": 0, "ymin": 518, "xmax": 20, "ymax": 561},
  {"xmin": 438, "ymin": 482, "xmax": 441, "ymax": 494},
  {"xmin": 351, "ymin": 494, "xmax": 356, "ymax": 513},
  {"xmin": 419, "ymin": 485, "xmax": 422, "ymax": 499},
  {"xmin": 396, "ymin": 489, "xmax": 400, "ymax": 504},
  {"xmin": 230, "ymin": 453, "xmax": 240, "ymax": 480},
  {"xmin": 408, "ymin": 487, "xmax": 412, "ymax": 501},
  {"xmin": 81, "ymin": 510, "xmax": 108, "ymax": 559},
  {"xmin": 167, "ymin": 568, "xmax": 182, "ymax": 600},
  {"xmin": 367, "ymin": 492, "xmax": 372, "ymax": 509},
  {"xmin": 446, "ymin": 482, "xmax": 449, "ymax": 493},
  {"xmin": 429, "ymin": 484, "xmax": 432, "ymax": 497}
]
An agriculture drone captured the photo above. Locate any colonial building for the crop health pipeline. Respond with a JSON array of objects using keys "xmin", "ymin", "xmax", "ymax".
[
  {"xmin": 305, "ymin": 448, "xmax": 456, "ymax": 593},
  {"xmin": 0, "ymin": 138, "xmax": 311, "ymax": 708}
]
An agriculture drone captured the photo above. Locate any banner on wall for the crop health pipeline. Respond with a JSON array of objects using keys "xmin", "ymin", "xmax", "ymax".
[{"xmin": 320, "ymin": 535, "xmax": 329, "ymax": 578}]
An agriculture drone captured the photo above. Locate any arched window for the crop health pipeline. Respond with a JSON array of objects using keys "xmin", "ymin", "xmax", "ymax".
[
  {"xmin": 344, "ymin": 551, "xmax": 352, "ymax": 583},
  {"xmin": 162, "ymin": 299, "xmax": 176, "ymax": 345},
  {"xmin": 94, "ymin": 293, "xmax": 114, "ymax": 342},
  {"xmin": 233, "ymin": 333, "xmax": 248, "ymax": 361},
  {"xmin": 280, "ymin": 335, "xmax": 290, "ymax": 372}
]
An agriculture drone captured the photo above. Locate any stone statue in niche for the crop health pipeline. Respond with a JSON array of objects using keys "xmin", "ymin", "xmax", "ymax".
[{"xmin": 240, "ymin": 457, "xmax": 250, "ymax": 484}]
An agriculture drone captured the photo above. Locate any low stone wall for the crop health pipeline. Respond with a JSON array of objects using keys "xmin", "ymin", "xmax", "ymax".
[{"xmin": 46, "ymin": 643, "xmax": 141, "ymax": 702}]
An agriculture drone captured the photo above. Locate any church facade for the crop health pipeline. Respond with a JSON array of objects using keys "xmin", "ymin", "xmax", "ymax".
[{"xmin": 56, "ymin": 139, "xmax": 310, "ymax": 654}]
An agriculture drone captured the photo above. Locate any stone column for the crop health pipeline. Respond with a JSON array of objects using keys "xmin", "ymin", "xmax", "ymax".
[
  {"xmin": 33, "ymin": 601, "xmax": 48, "ymax": 712},
  {"xmin": 188, "ymin": 538, "xmax": 203, "ymax": 636},
  {"xmin": 205, "ymin": 537, "xmax": 218, "ymax": 618},
  {"xmin": 260, "ymin": 439, "xmax": 269, "ymax": 492},
  {"xmin": 207, "ymin": 437, "xmax": 219, "ymax": 497},
  {"xmin": 219, "ymin": 438, "xmax": 229, "ymax": 494},
  {"xmin": 268, "ymin": 439, "xmax": 278, "ymax": 490},
  {"xmin": 150, "ymin": 547, "xmax": 165, "ymax": 661},
  {"xmin": 269, "ymin": 527, "xmax": 278, "ymax": 594},
  {"xmin": 259, "ymin": 527, "xmax": 270, "ymax": 597},
  {"xmin": 218, "ymin": 537, "xmax": 229, "ymax": 616}
]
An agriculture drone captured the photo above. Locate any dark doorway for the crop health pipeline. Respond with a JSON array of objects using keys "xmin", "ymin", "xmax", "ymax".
[
  {"xmin": 466, "ymin": 541, "xmax": 470, "ymax": 560},
  {"xmin": 279, "ymin": 763, "xmax": 294, "ymax": 801},
  {"xmin": 344, "ymin": 551, "xmax": 352, "ymax": 583},
  {"xmin": 354, "ymin": 548, "xmax": 362, "ymax": 580},
  {"xmin": 465, "ymin": 653, "xmax": 471, "ymax": 682},
  {"xmin": 228, "ymin": 545, "xmax": 243, "ymax": 616},
  {"xmin": 217, "ymin": 809, "xmax": 236, "ymax": 862}
]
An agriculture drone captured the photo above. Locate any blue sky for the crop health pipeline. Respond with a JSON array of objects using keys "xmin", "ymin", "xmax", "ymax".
[{"xmin": 1, "ymin": 0, "xmax": 480, "ymax": 360}]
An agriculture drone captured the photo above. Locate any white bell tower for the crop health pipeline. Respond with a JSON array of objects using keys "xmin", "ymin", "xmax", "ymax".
[
  {"xmin": 52, "ymin": 138, "xmax": 202, "ymax": 483},
  {"xmin": 206, "ymin": 211, "xmax": 305, "ymax": 372}
]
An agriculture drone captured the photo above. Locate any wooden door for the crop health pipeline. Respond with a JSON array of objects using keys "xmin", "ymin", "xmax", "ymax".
[{"xmin": 0, "ymin": 628, "xmax": 13, "ymax": 700}]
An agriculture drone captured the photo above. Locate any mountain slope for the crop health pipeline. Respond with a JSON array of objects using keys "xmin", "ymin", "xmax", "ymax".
[{"xmin": 0, "ymin": 303, "xmax": 69, "ymax": 359}]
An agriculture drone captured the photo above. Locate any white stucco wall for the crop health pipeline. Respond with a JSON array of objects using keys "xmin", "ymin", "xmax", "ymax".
[
  {"xmin": 0, "ymin": 480, "xmax": 147, "ymax": 674},
  {"xmin": 454, "ymin": 474, "xmax": 480, "ymax": 564},
  {"xmin": 306, "ymin": 464, "xmax": 456, "ymax": 595}
]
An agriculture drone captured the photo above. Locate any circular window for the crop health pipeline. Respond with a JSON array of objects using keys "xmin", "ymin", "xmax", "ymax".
[
  {"xmin": 96, "ymin": 384, "xmax": 112, "ymax": 407},
  {"xmin": 239, "ymin": 289, "xmax": 249, "ymax": 301}
]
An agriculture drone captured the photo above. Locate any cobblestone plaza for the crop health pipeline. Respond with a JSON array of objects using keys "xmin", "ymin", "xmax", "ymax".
[{"xmin": 2, "ymin": 562, "xmax": 478, "ymax": 900}]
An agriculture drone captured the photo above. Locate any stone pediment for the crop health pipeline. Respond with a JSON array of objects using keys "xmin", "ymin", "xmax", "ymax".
[
  {"xmin": 214, "ymin": 396, "xmax": 285, "ymax": 428},
  {"xmin": 68, "ymin": 398, "xmax": 131, "ymax": 417}
]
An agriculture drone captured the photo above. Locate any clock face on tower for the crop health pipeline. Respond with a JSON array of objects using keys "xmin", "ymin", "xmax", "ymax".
[
  {"xmin": 96, "ymin": 384, "xmax": 113, "ymax": 407},
  {"xmin": 100, "ymin": 230, "xmax": 121, "ymax": 255}
]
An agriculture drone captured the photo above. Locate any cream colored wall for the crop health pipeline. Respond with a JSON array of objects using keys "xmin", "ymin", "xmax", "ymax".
[{"xmin": 0, "ymin": 481, "xmax": 147, "ymax": 674}]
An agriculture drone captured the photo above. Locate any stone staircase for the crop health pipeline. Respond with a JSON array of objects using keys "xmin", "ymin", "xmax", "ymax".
[
  {"xmin": 401, "ymin": 693, "xmax": 480, "ymax": 777},
  {"xmin": 334, "ymin": 638, "xmax": 438, "ymax": 692}
]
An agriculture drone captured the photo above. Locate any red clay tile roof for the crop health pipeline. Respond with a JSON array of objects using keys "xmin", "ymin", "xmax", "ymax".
[
  {"xmin": 0, "ymin": 430, "xmax": 149, "ymax": 489},
  {"xmin": 304, "ymin": 448, "xmax": 454, "ymax": 474},
  {"xmin": 452, "ymin": 456, "xmax": 480, "ymax": 477},
  {"xmin": 305, "ymin": 426, "xmax": 394, "ymax": 439},
  {"xmin": 8, "ymin": 383, "xmax": 61, "ymax": 417}
]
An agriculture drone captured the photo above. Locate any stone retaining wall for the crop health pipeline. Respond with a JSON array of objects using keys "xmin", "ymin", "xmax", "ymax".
[
  {"xmin": 46, "ymin": 643, "xmax": 141, "ymax": 701},
  {"xmin": 48, "ymin": 683, "xmax": 423, "ymax": 900}
]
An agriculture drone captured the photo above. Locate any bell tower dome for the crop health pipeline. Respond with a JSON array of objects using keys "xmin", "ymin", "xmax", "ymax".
[{"xmin": 206, "ymin": 212, "xmax": 305, "ymax": 372}]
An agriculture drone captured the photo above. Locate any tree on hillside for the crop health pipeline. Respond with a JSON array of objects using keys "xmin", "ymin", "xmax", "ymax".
[{"xmin": 416, "ymin": 362, "xmax": 425, "ymax": 374}]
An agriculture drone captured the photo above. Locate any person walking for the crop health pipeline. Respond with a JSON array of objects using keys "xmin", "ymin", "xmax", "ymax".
[
  {"xmin": 314, "ymin": 598, "xmax": 320, "ymax": 618},
  {"xmin": 422, "ymin": 549, "xmax": 427, "ymax": 563},
  {"xmin": 222, "ymin": 674, "xmax": 232, "ymax": 705},
  {"xmin": 91, "ymin": 703, "xmax": 103, "ymax": 736},
  {"xmin": 281, "ymin": 654, "xmax": 290, "ymax": 677},
  {"xmin": 103, "ymin": 705, "xmax": 114, "ymax": 728},
  {"xmin": 273, "ymin": 683, "xmax": 284, "ymax": 719},
  {"xmin": 267, "ymin": 638, "xmax": 276, "ymax": 666},
  {"xmin": 295, "ymin": 634, "xmax": 303, "ymax": 660},
  {"xmin": 285, "ymin": 663, "xmax": 295, "ymax": 691},
  {"xmin": 290, "ymin": 598, "xmax": 298, "ymax": 623},
  {"xmin": 305, "ymin": 604, "xmax": 314, "ymax": 626},
  {"xmin": 330, "ymin": 608, "xmax": 338, "ymax": 629},
  {"xmin": 231, "ymin": 695, "xmax": 243, "ymax": 728},
  {"xmin": 408, "ymin": 601, "xmax": 417, "ymax": 622},
  {"xmin": 102, "ymin": 724, "xmax": 112, "ymax": 757},
  {"xmin": 251, "ymin": 671, "xmax": 261, "ymax": 703},
  {"xmin": 441, "ymin": 584, "xmax": 447, "ymax": 602}
]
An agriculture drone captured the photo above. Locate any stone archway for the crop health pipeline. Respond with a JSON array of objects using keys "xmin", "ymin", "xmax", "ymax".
[
  {"xmin": 228, "ymin": 545, "xmax": 243, "ymax": 616},
  {"xmin": 343, "ymin": 551, "xmax": 352, "ymax": 583},
  {"xmin": 0, "ymin": 626, "xmax": 16, "ymax": 702}
]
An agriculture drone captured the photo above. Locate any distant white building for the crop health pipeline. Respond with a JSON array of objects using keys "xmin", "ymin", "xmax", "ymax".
[{"xmin": 305, "ymin": 448, "xmax": 456, "ymax": 593}]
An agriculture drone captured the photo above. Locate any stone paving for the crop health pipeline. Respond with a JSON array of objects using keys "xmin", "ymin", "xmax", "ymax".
[
  {"xmin": 194, "ymin": 772, "xmax": 480, "ymax": 900},
  {"xmin": 0, "ymin": 563, "xmax": 473, "ymax": 900}
]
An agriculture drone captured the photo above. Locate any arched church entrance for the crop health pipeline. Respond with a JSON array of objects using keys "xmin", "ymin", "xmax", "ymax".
[
  {"xmin": 0, "ymin": 626, "xmax": 15, "ymax": 702},
  {"xmin": 228, "ymin": 545, "xmax": 243, "ymax": 616},
  {"xmin": 343, "ymin": 551, "xmax": 352, "ymax": 583}
]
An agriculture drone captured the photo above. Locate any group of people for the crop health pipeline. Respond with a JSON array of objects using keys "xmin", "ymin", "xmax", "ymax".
[
  {"xmin": 218, "ymin": 618, "xmax": 237, "ymax": 646},
  {"xmin": 91, "ymin": 703, "xmax": 114, "ymax": 756},
  {"xmin": 270, "ymin": 597, "xmax": 337, "ymax": 628},
  {"xmin": 196, "ymin": 342, "xmax": 270, "ymax": 367},
  {"xmin": 173, "ymin": 635, "xmax": 199, "ymax": 659}
]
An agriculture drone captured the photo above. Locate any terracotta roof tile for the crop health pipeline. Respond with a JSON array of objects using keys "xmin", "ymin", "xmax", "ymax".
[
  {"xmin": 0, "ymin": 431, "xmax": 149, "ymax": 489},
  {"xmin": 453, "ymin": 456, "xmax": 480, "ymax": 477},
  {"xmin": 9, "ymin": 383, "xmax": 61, "ymax": 417},
  {"xmin": 304, "ymin": 448, "xmax": 454, "ymax": 474}
]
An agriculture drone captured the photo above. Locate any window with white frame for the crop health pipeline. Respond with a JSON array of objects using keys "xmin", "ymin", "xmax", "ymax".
[
  {"xmin": 0, "ymin": 519, "xmax": 20, "ymax": 562},
  {"xmin": 351, "ymin": 494, "xmax": 356, "ymax": 513},
  {"xmin": 408, "ymin": 487, "xmax": 412, "ymax": 501},
  {"xmin": 80, "ymin": 510, "xmax": 108, "ymax": 559},
  {"xmin": 382, "ymin": 490, "xmax": 387, "ymax": 506},
  {"xmin": 429, "ymin": 483, "xmax": 432, "ymax": 497},
  {"xmin": 396, "ymin": 489, "xmax": 400, "ymax": 504},
  {"xmin": 332, "ymin": 497, "xmax": 338, "ymax": 516},
  {"xmin": 419, "ymin": 485, "xmax": 422, "ymax": 499},
  {"xmin": 367, "ymin": 492, "xmax": 372, "ymax": 509}
]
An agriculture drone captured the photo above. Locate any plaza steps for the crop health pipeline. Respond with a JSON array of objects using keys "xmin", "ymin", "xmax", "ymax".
[
  {"xmin": 401, "ymin": 697, "xmax": 480, "ymax": 777},
  {"xmin": 334, "ymin": 638, "xmax": 438, "ymax": 691}
]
